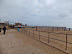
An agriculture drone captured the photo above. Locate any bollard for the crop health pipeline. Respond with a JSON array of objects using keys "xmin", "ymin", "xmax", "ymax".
[
  {"xmin": 28, "ymin": 31, "xmax": 29, "ymax": 35},
  {"xmin": 48, "ymin": 32, "xmax": 49, "ymax": 43},
  {"xmin": 26, "ymin": 30, "xmax": 27, "ymax": 34},
  {"xmin": 65, "ymin": 34, "xmax": 67, "ymax": 50},
  {"xmin": 57, "ymin": 27, "xmax": 58, "ymax": 31},
  {"xmin": 62, "ymin": 27, "xmax": 63, "ymax": 31},
  {"xmin": 29, "ymin": 30, "xmax": 30, "ymax": 36},
  {"xmin": 33, "ymin": 30, "xmax": 34, "ymax": 37},
  {"xmin": 39, "ymin": 31, "xmax": 40, "ymax": 40}
]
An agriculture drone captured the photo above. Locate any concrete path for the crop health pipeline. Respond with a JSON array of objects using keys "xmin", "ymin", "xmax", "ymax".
[{"xmin": 0, "ymin": 29, "xmax": 47, "ymax": 54}]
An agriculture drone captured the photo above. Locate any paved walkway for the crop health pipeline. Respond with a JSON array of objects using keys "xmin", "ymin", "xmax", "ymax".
[{"xmin": 0, "ymin": 29, "xmax": 47, "ymax": 54}]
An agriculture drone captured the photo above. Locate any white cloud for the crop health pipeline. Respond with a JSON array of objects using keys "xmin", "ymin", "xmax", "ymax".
[
  {"xmin": 46, "ymin": 0, "xmax": 56, "ymax": 5},
  {"xmin": 0, "ymin": 0, "xmax": 72, "ymax": 27}
]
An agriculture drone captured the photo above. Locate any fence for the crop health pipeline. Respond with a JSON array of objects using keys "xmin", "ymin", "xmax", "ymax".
[
  {"xmin": 34, "ymin": 26, "xmax": 72, "ymax": 31},
  {"xmin": 20, "ymin": 28, "xmax": 72, "ymax": 54},
  {"xmin": 37, "ymin": 26, "xmax": 67, "ymax": 31}
]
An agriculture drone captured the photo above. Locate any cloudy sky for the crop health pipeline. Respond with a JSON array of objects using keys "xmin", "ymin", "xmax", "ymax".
[{"xmin": 0, "ymin": 0, "xmax": 72, "ymax": 27}]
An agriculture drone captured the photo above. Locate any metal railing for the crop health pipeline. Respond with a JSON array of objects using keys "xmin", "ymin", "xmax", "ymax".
[{"xmin": 22, "ymin": 29, "xmax": 72, "ymax": 51}]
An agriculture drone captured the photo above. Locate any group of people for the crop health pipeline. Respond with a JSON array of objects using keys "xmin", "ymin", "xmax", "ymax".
[{"xmin": 0, "ymin": 26, "xmax": 6, "ymax": 34}]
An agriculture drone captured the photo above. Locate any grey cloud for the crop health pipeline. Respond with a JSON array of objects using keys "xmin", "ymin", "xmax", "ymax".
[{"xmin": 0, "ymin": 0, "xmax": 72, "ymax": 27}]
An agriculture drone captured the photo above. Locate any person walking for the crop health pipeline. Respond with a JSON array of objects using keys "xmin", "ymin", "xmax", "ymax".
[
  {"xmin": 18, "ymin": 28, "xmax": 19, "ymax": 32},
  {"xmin": 3, "ymin": 26, "xmax": 6, "ymax": 34},
  {"xmin": 0, "ymin": 27, "xmax": 1, "ymax": 32}
]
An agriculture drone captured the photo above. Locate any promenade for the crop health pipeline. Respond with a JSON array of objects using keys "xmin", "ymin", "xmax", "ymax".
[{"xmin": 0, "ymin": 29, "xmax": 66, "ymax": 54}]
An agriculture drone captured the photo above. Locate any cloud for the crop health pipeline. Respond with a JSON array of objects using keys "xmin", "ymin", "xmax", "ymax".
[{"xmin": 0, "ymin": 0, "xmax": 72, "ymax": 27}]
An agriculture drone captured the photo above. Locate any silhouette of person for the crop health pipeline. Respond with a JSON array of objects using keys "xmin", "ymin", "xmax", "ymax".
[{"xmin": 3, "ymin": 26, "xmax": 6, "ymax": 34}]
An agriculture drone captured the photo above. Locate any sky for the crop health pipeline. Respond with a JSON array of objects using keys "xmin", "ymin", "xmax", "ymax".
[{"xmin": 0, "ymin": 0, "xmax": 72, "ymax": 28}]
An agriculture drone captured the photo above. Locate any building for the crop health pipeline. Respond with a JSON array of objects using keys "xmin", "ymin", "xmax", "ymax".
[
  {"xmin": 15, "ymin": 22, "xmax": 22, "ymax": 26},
  {"xmin": 0, "ymin": 23, "xmax": 6, "ymax": 25},
  {"xmin": 4, "ymin": 21, "xmax": 9, "ymax": 25}
]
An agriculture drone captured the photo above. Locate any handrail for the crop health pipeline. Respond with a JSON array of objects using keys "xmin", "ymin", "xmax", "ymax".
[{"xmin": 23, "ymin": 29, "xmax": 72, "ymax": 50}]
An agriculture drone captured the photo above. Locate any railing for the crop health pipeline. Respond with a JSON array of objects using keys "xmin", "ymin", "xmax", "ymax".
[{"xmin": 20, "ymin": 29, "xmax": 72, "ymax": 53}]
